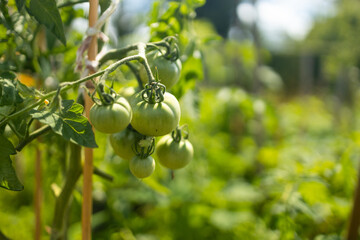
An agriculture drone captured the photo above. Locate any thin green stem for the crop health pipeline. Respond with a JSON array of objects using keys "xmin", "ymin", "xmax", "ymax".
[
  {"xmin": 15, "ymin": 125, "xmax": 51, "ymax": 152},
  {"xmin": 98, "ymin": 40, "xmax": 167, "ymax": 67},
  {"xmin": 93, "ymin": 167, "xmax": 114, "ymax": 182},
  {"xmin": 126, "ymin": 62, "xmax": 144, "ymax": 90},
  {"xmin": 137, "ymin": 43, "xmax": 155, "ymax": 83},
  {"xmin": 98, "ymin": 44, "xmax": 139, "ymax": 66}
]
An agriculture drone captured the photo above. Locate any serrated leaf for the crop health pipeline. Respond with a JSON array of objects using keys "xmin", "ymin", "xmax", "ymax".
[
  {"xmin": 29, "ymin": 100, "xmax": 98, "ymax": 148},
  {"xmin": 26, "ymin": 0, "xmax": 66, "ymax": 45},
  {"xmin": 0, "ymin": 155, "xmax": 24, "ymax": 191},
  {"xmin": 0, "ymin": 135, "xmax": 23, "ymax": 191}
]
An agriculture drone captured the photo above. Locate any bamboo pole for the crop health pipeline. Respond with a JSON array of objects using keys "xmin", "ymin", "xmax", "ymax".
[{"xmin": 82, "ymin": 0, "xmax": 98, "ymax": 239}]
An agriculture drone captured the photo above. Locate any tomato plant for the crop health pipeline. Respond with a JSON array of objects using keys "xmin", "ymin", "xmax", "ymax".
[{"xmin": 0, "ymin": 0, "xmax": 204, "ymax": 238}]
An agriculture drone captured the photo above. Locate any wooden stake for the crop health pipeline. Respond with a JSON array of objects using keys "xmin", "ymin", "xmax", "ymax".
[{"xmin": 82, "ymin": 0, "xmax": 98, "ymax": 239}]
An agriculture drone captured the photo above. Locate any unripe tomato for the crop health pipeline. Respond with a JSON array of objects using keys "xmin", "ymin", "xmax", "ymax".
[
  {"xmin": 129, "ymin": 155, "xmax": 155, "ymax": 178},
  {"xmin": 156, "ymin": 134, "xmax": 193, "ymax": 170},
  {"xmin": 139, "ymin": 52, "xmax": 182, "ymax": 89},
  {"xmin": 130, "ymin": 92, "xmax": 181, "ymax": 136},
  {"xmin": 110, "ymin": 128, "xmax": 141, "ymax": 161},
  {"xmin": 89, "ymin": 97, "xmax": 132, "ymax": 134}
]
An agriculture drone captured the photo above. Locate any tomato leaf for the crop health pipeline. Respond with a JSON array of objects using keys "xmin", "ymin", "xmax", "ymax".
[
  {"xmin": 26, "ymin": 0, "xmax": 66, "ymax": 45},
  {"xmin": 0, "ymin": 155, "xmax": 24, "ymax": 191},
  {"xmin": 15, "ymin": 0, "xmax": 25, "ymax": 11},
  {"xmin": 100, "ymin": 0, "xmax": 111, "ymax": 13},
  {"xmin": 0, "ymin": 135, "xmax": 24, "ymax": 191},
  {"xmin": 0, "ymin": 135, "xmax": 16, "ymax": 156},
  {"xmin": 0, "ymin": 79, "xmax": 24, "ymax": 106},
  {"xmin": 29, "ymin": 100, "xmax": 98, "ymax": 148}
]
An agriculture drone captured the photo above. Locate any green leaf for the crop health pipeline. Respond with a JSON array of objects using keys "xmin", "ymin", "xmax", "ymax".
[
  {"xmin": 29, "ymin": 100, "xmax": 98, "ymax": 148},
  {"xmin": 15, "ymin": 0, "xmax": 25, "ymax": 11},
  {"xmin": 26, "ymin": 0, "xmax": 66, "ymax": 45},
  {"xmin": 0, "ymin": 135, "xmax": 23, "ymax": 191},
  {"xmin": 149, "ymin": 1, "xmax": 160, "ymax": 24},
  {"xmin": 100, "ymin": 0, "xmax": 111, "ymax": 13},
  {"xmin": 0, "ymin": 135, "xmax": 16, "ymax": 156},
  {"xmin": 161, "ymin": 2, "xmax": 180, "ymax": 21},
  {"xmin": 0, "ymin": 155, "xmax": 24, "ymax": 191},
  {"xmin": 0, "ymin": 71, "xmax": 17, "ymax": 80},
  {"xmin": 0, "ymin": 79, "xmax": 24, "ymax": 106}
]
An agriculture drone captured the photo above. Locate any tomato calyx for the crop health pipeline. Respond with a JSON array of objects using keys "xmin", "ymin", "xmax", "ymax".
[
  {"xmin": 171, "ymin": 125, "xmax": 189, "ymax": 143},
  {"xmin": 133, "ymin": 136, "xmax": 155, "ymax": 159},
  {"xmin": 141, "ymin": 81, "xmax": 166, "ymax": 104},
  {"xmin": 161, "ymin": 36, "xmax": 180, "ymax": 62}
]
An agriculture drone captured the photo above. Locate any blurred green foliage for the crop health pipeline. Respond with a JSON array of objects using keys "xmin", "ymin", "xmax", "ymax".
[
  {"xmin": 2, "ymin": 88, "xmax": 360, "ymax": 239},
  {"xmin": 2, "ymin": 0, "xmax": 360, "ymax": 239}
]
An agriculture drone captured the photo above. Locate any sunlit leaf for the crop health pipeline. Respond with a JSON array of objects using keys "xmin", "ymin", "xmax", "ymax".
[
  {"xmin": 0, "ymin": 79, "xmax": 23, "ymax": 106},
  {"xmin": 26, "ymin": 0, "xmax": 66, "ymax": 45},
  {"xmin": 29, "ymin": 100, "xmax": 98, "ymax": 148}
]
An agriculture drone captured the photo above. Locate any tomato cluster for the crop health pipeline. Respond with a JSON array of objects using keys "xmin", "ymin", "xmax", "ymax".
[{"xmin": 89, "ymin": 52, "xmax": 193, "ymax": 178}]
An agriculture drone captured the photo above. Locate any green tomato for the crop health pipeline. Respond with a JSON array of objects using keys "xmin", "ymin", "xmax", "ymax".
[
  {"xmin": 130, "ymin": 92, "xmax": 181, "ymax": 136},
  {"xmin": 89, "ymin": 97, "xmax": 132, "ymax": 134},
  {"xmin": 129, "ymin": 155, "xmax": 155, "ymax": 178},
  {"xmin": 139, "ymin": 52, "xmax": 182, "ymax": 89},
  {"xmin": 156, "ymin": 134, "xmax": 193, "ymax": 170},
  {"xmin": 110, "ymin": 128, "xmax": 141, "ymax": 161}
]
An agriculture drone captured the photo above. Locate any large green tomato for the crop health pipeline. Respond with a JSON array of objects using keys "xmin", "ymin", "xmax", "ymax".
[
  {"xmin": 110, "ymin": 128, "xmax": 141, "ymax": 161},
  {"xmin": 139, "ymin": 52, "xmax": 182, "ymax": 89},
  {"xmin": 129, "ymin": 155, "xmax": 155, "ymax": 178},
  {"xmin": 130, "ymin": 92, "xmax": 181, "ymax": 136},
  {"xmin": 156, "ymin": 134, "xmax": 193, "ymax": 170},
  {"xmin": 89, "ymin": 97, "xmax": 132, "ymax": 134}
]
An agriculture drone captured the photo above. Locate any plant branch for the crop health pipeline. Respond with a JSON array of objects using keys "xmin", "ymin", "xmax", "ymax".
[
  {"xmin": 15, "ymin": 125, "xmax": 51, "ymax": 152},
  {"xmin": 97, "ymin": 40, "xmax": 167, "ymax": 67},
  {"xmin": 93, "ymin": 167, "xmax": 114, "ymax": 182},
  {"xmin": 126, "ymin": 62, "xmax": 144, "ymax": 89},
  {"xmin": 51, "ymin": 143, "xmax": 82, "ymax": 240},
  {"xmin": 0, "ymin": 69, "xmax": 106, "ymax": 127},
  {"xmin": 98, "ymin": 44, "xmax": 139, "ymax": 66}
]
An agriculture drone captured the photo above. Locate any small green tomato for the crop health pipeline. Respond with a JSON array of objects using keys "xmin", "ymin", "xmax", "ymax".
[
  {"xmin": 129, "ymin": 155, "xmax": 155, "ymax": 178},
  {"xmin": 139, "ymin": 51, "xmax": 182, "ymax": 89},
  {"xmin": 89, "ymin": 97, "xmax": 132, "ymax": 134},
  {"xmin": 156, "ymin": 134, "xmax": 193, "ymax": 170},
  {"xmin": 110, "ymin": 128, "xmax": 141, "ymax": 161}
]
